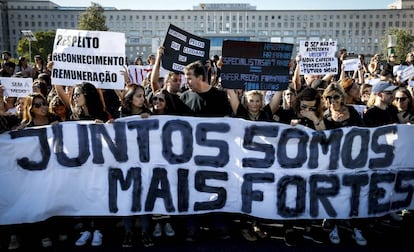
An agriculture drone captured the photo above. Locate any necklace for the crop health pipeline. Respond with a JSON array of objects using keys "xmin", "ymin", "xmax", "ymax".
[{"xmin": 248, "ymin": 111, "xmax": 259, "ymax": 121}]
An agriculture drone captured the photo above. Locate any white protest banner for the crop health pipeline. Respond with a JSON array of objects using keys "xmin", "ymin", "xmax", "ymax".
[
  {"xmin": 1, "ymin": 116, "xmax": 413, "ymax": 225},
  {"xmin": 127, "ymin": 65, "xmax": 153, "ymax": 84},
  {"xmin": 51, "ymin": 29, "xmax": 126, "ymax": 89},
  {"xmin": 0, "ymin": 77, "xmax": 32, "ymax": 97},
  {"xmin": 127, "ymin": 65, "xmax": 171, "ymax": 85},
  {"xmin": 393, "ymin": 65, "xmax": 407, "ymax": 77},
  {"xmin": 399, "ymin": 65, "xmax": 414, "ymax": 82},
  {"xmin": 343, "ymin": 58, "xmax": 360, "ymax": 72},
  {"xmin": 299, "ymin": 40, "xmax": 338, "ymax": 75}
]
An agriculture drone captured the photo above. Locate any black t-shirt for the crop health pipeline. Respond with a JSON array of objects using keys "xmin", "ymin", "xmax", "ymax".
[
  {"xmin": 235, "ymin": 103, "xmax": 274, "ymax": 122},
  {"xmin": 363, "ymin": 105, "xmax": 399, "ymax": 127},
  {"xmin": 274, "ymin": 108, "xmax": 296, "ymax": 124},
  {"xmin": 180, "ymin": 87, "xmax": 232, "ymax": 117},
  {"xmin": 168, "ymin": 93, "xmax": 193, "ymax": 116},
  {"xmin": 0, "ymin": 114, "xmax": 20, "ymax": 133},
  {"xmin": 324, "ymin": 105, "xmax": 364, "ymax": 129}
]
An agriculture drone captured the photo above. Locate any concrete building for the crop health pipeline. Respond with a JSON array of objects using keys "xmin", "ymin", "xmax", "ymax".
[{"xmin": 0, "ymin": 0, "xmax": 413, "ymax": 62}]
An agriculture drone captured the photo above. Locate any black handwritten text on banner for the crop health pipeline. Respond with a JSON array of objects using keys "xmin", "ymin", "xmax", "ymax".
[{"xmin": 0, "ymin": 116, "xmax": 413, "ymax": 224}]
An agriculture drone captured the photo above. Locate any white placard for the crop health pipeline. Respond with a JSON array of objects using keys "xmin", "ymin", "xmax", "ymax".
[
  {"xmin": 0, "ymin": 77, "xmax": 33, "ymax": 97},
  {"xmin": 51, "ymin": 29, "xmax": 126, "ymax": 89},
  {"xmin": 299, "ymin": 40, "xmax": 338, "ymax": 75}
]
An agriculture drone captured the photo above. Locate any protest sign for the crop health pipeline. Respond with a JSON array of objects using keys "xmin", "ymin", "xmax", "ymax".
[
  {"xmin": 399, "ymin": 65, "xmax": 414, "ymax": 82},
  {"xmin": 127, "ymin": 65, "xmax": 153, "ymax": 85},
  {"xmin": 0, "ymin": 77, "xmax": 32, "ymax": 97},
  {"xmin": 127, "ymin": 65, "xmax": 171, "ymax": 85},
  {"xmin": 1, "ymin": 116, "xmax": 414, "ymax": 225},
  {"xmin": 221, "ymin": 40, "xmax": 293, "ymax": 91},
  {"xmin": 393, "ymin": 65, "xmax": 407, "ymax": 77},
  {"xmin": 162, "ymin": 24, "xmax": 210, "ymax": 74},
  {"xmin": 299, "ymin": 40, "xmax": 338, "ymax": 75},
  {"xmin": 343, "ymin": 58, "xmax": 360, "ymax": 72},
  {"xmin": 51, "ymin": 29, "xmax": 126, "ymax": 89}
]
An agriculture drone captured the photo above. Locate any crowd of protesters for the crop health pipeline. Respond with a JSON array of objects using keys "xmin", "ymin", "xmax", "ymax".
[{"xmin": 1, "ymin": 47, "xmax": 414, "ymax": 250}]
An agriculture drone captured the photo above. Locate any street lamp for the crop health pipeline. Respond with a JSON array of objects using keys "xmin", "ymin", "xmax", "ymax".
[
  {"xmin": 387, "ymin": 34, "xmax": 397, "ymax": 57},
  {"xmin": 21, "ymin": 30, "xmax": 37, "ymax": 64}
]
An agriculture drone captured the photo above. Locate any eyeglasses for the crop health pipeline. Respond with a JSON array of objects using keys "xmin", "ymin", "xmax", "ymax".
[
  {"xmin": 72, "ymin": 93, "xmax": 82, "ymax": 98},
  {"xmin": 33, "ymin": 102, "xmax": 46, "ymax": 108},
  {"xmin": 300, "ymin": 104, "xmax": 317, "ymax": 111},
  {"xmin": 325, "ymin": 94, "xmax": 341, "ymax": 101},
  {"xmin": 152, "ymin": 96, "xmax": 165, "ymax": 102},
  {"xmin": 395, "ymin": 97, "xmax": 408, "ymax": 102}
]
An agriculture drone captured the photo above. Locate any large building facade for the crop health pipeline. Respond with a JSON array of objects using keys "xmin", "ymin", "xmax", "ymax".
[{"xmin": 1, "ymin": 0, "xmax": 413, "ymax": 62}]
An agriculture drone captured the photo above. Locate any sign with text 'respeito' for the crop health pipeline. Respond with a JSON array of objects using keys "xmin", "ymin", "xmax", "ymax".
[
  {"xmin": 0, "ymin": 77, "xmax": 32, "ymax": 97},
  {"xmin": 51, "ymin": 29, "xmax": 126, "ymax": 89},
  {"xmin": 221, "ymin": 40, "xmax": 293, "ymax": 91},
  {"xmin": 1, "ymin": 116, "xmax": 413, "ymax": 225},
  {"xmin": 162, "ymin": 24, "xmax": 210, "ymax": 74},
  {"xmin": 299, "ymin": 40, "xmax": 338, "ymax": 75}
]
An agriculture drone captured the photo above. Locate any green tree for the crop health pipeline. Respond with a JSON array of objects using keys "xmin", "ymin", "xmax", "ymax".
[
  {"xmin": 382, "ymin": 28, "xmax": 414, "ymax": 63},
  {"xmin": 16, "ymin": 30, "xmax": 56, "ymax": 62},
  {"xmin": 78, "ymin": 2, "xmax": 108, "ymax": 31}
]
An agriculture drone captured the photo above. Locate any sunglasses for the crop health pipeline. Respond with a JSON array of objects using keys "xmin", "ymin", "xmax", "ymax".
[
  {"xmin": 152, "ymin": 96, "xmax": 165, "ymax": 102},
  {"xmin": 33, "ymin": 102, "xmax": 46, "ymax": 108},
  {"xmin": 300, "ymin": 104, "xmax": 317, "ymax": 111},
  {"xmin": 395, "ymin": 97, "xmax": 408, "ymax": 102},
  {"xmin": 325, "ymin": 94, "xmax": 341, "ymax": 101}
]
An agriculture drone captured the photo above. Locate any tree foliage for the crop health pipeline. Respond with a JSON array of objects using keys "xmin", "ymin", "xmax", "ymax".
[
  {"xmin": 382, "ymin": 28, "xmax": 414, "ymax": 63},
  {"xmin": 78, "ymin": 2, "xmax": 108, "ymax": 31},
  {"xmin": 16, "ymin": 31, "xmax": 56, "ymax": 62}
]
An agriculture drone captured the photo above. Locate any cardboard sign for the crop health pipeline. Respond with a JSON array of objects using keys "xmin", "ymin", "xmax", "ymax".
[
  {"xmin": 299, "ymin": 40, "xmax": 338, "ymax": 75},
  {"xmin": 51, "ymin": 29, "xmax": 126, "ymax": 89},
  {"xmin": 161, "ymin": 24, "xmax": 210, "ymax": 74},
  {"xmin": 221, "ymin": 40, "xmax": 293, "ymax": 90},
  {"xmin": 0, "ymin": 77, "xmax": 32, "ymax": 97}
]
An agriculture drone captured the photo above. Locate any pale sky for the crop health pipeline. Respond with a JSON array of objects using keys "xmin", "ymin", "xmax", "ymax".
[{"xmin": 51, "ymin": 0, "xmax": 395, "ymax": 10}]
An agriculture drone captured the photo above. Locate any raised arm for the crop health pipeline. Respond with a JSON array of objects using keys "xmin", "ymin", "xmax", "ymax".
[
  {"xmin": 54, "ymin": 84, "xmax": 71, "ymax": 109},
  {"xmin": 291, "ymin": 54, "xmax": 302, "ymax": 91},
  {"xmin": 151, "ymin": 46, "xmax": 164, "ymax": 93},
  {"xmin": 268, "ymin": 90, "xmax": 282, "ymax": 114},
  {"xmin": 226, "ymin": 89, "xmax": 240, "ymax": 115}
]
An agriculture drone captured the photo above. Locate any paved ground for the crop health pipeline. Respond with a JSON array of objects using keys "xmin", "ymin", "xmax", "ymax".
[{"xmin": 1, "ymin": 213, "xmax": 413, "ymax": 251}]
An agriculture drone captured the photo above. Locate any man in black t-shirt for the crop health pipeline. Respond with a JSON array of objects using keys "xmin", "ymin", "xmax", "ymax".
[
  {"xmin": 363, "ymin": 81, "xmax": 398, "ymax": 127},
  {"xmin": 180, "ymin": 61, "xmax": 232, "ymax": 117},
  {"xmin": 180, "ymin": 61, "xmax": 232, "ymax": 241}
]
